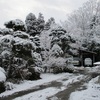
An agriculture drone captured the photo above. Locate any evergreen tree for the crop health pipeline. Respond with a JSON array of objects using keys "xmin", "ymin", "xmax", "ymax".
[
  {"xmin": 25, "ymin": 13, "xmax": 37, "ymax": 36},
  {"xmin": 4, "ymin": 19, "xmax": 26, "ymax": 32},
  {"xmin": 37, "ymin": 13, "xmax": 45, "ymax": 33},
  {"xmin": 44, "ymin": 17, "xmax": 55, "ymax": 30},
  {"xmin": 25, "ymin": 13, "xmax": 45, "ymax": 36}
]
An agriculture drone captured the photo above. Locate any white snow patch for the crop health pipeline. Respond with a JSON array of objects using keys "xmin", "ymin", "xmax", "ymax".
[{"xmin": 94, "ymin": 62, "xmax": 100, "ymax": 65}]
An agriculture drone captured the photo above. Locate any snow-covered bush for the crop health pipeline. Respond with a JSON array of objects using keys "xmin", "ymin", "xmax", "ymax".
[
  {"xmin": 44, "ymin": 57, "xmax": 67, "ymax": 73},
  {"xmin": 50, "ymin": 44, "xmax": 63, "ymax": 57},
  {"xmin": 5, "ymin": 82, "xmax": 15, "ymax": 90},
  {"xmin": 33, "ymin": 66, "xmax": 44, "ymax": 73},
  {"xmin": 30, "ymin": 35, "xmax": 42, "ymax": 53},
  {"xmin": 0, "ymin": 67, "xmax": 6, "ymax": 82},
  {"xmin": 13, "ymin": 37, "xmax": 36, "ymax": 57},
  {"xmin": 32, "ymin": 52, "xmax": 42, "ymax": 67},
  {"xmin": 0, "ymin": 67, "xmax": 6, "ymax": 93},
  {"xmin": 0, "ymin": 35, "xmax": 14, "ymax": 49}
]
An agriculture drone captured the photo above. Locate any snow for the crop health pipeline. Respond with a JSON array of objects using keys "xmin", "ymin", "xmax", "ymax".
[
  {"xmin": 51, "ymin": 44, "xmax": 63, "ymax": 56},
  {"xmin": 0, "ymin": 67, "xmax": 6, "ymax": 82},
  {"xmin": 46, "ymin": 57, "xmax": 67, "ymax": 68},
  {"xmin": 1, "ymin": 50, "xmax": 11, "ymax": 57},
  {"xmin": 62, "ymin": 75, "xmax": 85, "ymax": 86},
  {"xmin": 0, "ymin": 35, "xmax": 14, "ymax": 45},
  {"xmin": 1, "ymin": 70, "xmax": 99, "ymax": 100},
  {"xmin": 32, "ymin": 52, "xmax": 42, "ymax": 62},
  {"xmin": 69, "ymin": 76, "xmax": 100, "ymax": 100},
  {"xmin": 94, "ymin": 62, "xmax": 100, "ymax": 65},
  {"xmin": 14, "ymin": 87, "xmax": 60, "ymax": 100},
  {"xmin": 13, "ymin": 74, "xmax": 84, "ymax": 100},
  {"xmin": 13, "ymin": 31, "xmax": 29, "ymax": 39},
  {"xmin": 0, "ymin": 73, "xmax": 71, "ymax": 97}
]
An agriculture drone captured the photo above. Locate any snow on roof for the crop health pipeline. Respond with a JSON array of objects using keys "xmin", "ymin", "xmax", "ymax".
[{"xmin": 94, "ymin": 62, "xmax": 100, "ymax": 65}]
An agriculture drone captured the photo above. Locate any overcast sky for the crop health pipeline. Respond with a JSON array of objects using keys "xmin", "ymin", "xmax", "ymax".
[{"xmin": 0, "ymin": 0, "xmax": 88, "ymax": 28}]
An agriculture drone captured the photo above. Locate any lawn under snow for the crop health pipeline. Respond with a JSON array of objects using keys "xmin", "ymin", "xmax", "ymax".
[{"xmin": 69, "ymin": 76, "xmax": 100, "ymax": 100}]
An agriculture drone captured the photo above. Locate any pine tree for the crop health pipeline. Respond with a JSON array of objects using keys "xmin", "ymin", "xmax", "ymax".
[{"xmin": 25, "ymin": 13, "xmax": 37, "ymax": 36}]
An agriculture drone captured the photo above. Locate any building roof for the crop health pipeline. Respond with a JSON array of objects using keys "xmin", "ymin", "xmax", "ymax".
[{"xmin": 78, "ymin": 49, "xmax": 96, "ymax": 54}]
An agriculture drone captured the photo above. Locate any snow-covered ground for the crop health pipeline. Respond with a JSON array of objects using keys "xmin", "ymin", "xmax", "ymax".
[
  {"xmin": 69, "ymin": 76, "xmax": 100, "ymax": 100},
  {"xmin": 13, "ymin": 74, "xmax": 85, "ymax": 100},
  {"xmin": 0, "ymin": 73, "xmax": 75, "ymax": 97},
  {"xmin": 14, "ymin": 87, "xmax": 61, "ymax": 100},
  {"xmin": 0, "ymin": 70, "xmax": 100, "ymax": 100}
]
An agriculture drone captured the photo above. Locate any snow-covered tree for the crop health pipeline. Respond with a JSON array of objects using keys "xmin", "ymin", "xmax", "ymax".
[
  {"xmin": 37, "ymin": 13, "xmax": 45, "ymax": 33},
  {"xmin": 25, "ymin": 13, "xmax": 45, "ymax": 36},
  {"xmin": 63, "ymin": 0, "xmax": 100, "ymax": 53},
  {"xmin": 4, "ymin": 19, "xmax": 26, "ymax": 31},
  {"xmin": 25, "ymin": 13, "xmax": 37, "ymax": 36},
  {"xmin": 50, "ymin": 44, "xmax": 63, "ymax": 57},
  {"xmin": 44, "ymin": 17, "xmax": 55, "ymax": 30}
]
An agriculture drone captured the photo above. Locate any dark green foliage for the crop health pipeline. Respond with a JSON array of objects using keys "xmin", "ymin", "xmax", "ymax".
[
  {"xmin": 53, "ymin": 67, "xmax": 63, "ymax": 74},
  {"xmin": 28, "ymin": 67, "xmax": 41, "ymax": 80},
  {"xmin": 27, "ymin": 58, "xmax": 35, "ymax": 67},
  {"xmin": 53, "ymin": 66, "xmax": 73, "ymax": 74},
  {"xmin": 0, "ymin": 82, "xmax": 5, "ymax": 93}
]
